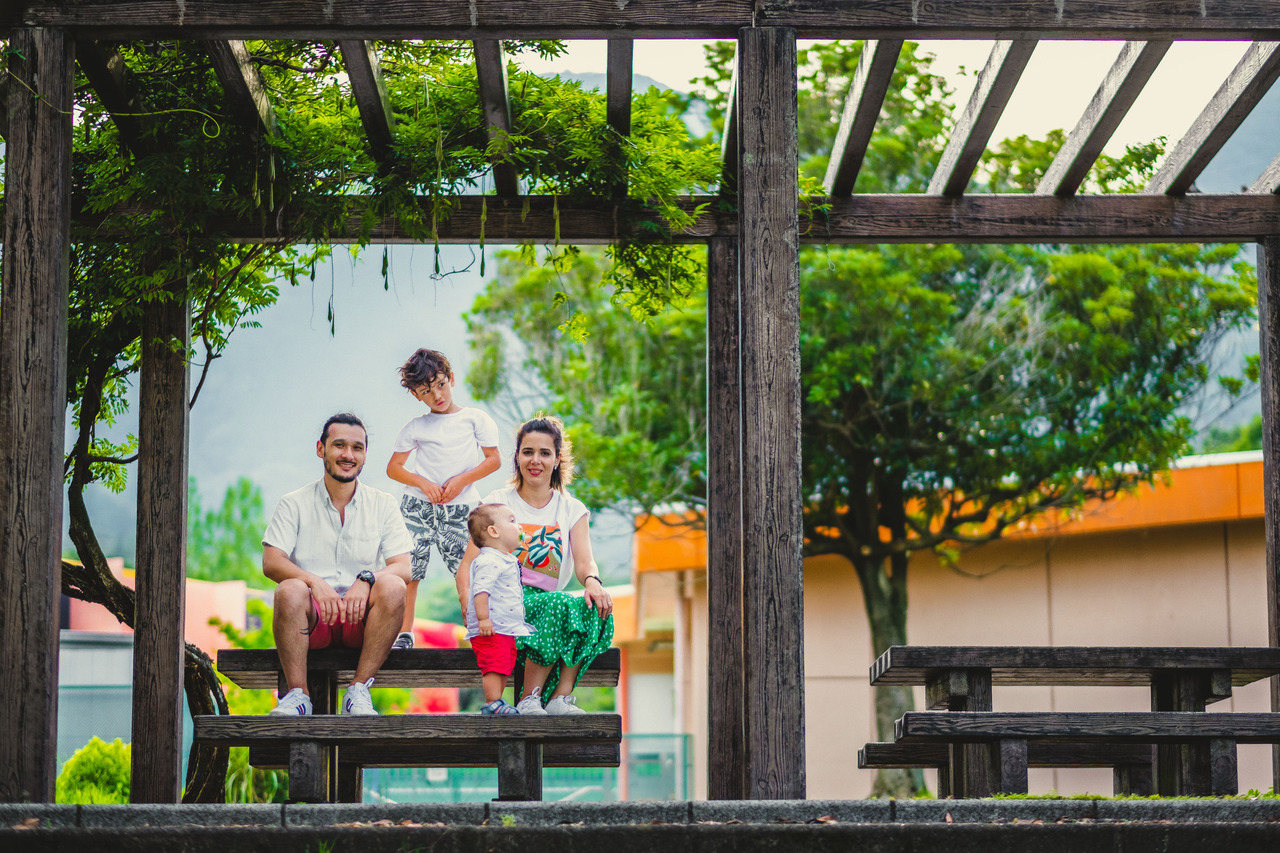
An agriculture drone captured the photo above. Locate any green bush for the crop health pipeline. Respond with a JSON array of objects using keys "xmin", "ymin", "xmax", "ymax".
[{"xmin": 56, "ymin": 737, "xmax": 130, "ymax": 804}]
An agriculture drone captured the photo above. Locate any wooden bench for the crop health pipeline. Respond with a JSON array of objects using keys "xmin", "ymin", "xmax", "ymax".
[
  {"xmin": 194, "ymin": 713, "xmax": 622, "ymax": 802},
  {"xmin": 868, "ymin": 645, "xmax": 1280, "ymax": 797},
  {"xmin": 858, "ymin": 741, "xmax": 1155, "ymax": 797},
  {"xmin": 205, "ymin": 647, "xmax": 622, "ymax": 802},
  {"xmin": 893, "ymin": 711, "xmax": 1280, "ymax": 797}
]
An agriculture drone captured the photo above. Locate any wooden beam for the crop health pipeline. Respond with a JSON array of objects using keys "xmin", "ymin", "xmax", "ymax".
[
  {"xmin": 737, "ymin": 26, "xmax": 804, "ymax": 800},
  {"xmin": 719, "ymin": 64, "xmax": 739, "ymax": 196},
  {"xmin": 928, "ymin": 40, "xmax": 1037, "ymax": 197},
  {"xmin": 1036, "ymin": 40, "xmax": 1171, "ymax": 197},
  {"xmin": 473, "ymin": 39, "xmax": 518, "ymax": 197},
  {"xmin": 12, "ymin": 2, "xmax": 1280, "ymax": 40},
  {"xmin": 14, "ymin": 193, "xmax": 1280, "ymax": 245},
  {"xmin": 131, "ymin": 289, "xmax": 190, "ymax": 803},
  {"xmin": 823, "ymin": 39, "xmax": 902, "ymax": 197},
  {"xmin": 1260, "ymin": 235, "xmax": 1280, "ymax": 792},
  {"xmin": 0, "ymin": 27, "xmax": 73, "ymax": 804},
  {"xmin": 75, "ymin": 40, "xmax": 150, "ymax": 155},
  {"xmin": 606, "ymin": 38, "xmax": 633, "ymax": 197},
  {"xmin": 204, "ymin": 39, "xmax": 278, "ymax": 136},
  {"xmin": 339, "ymin": 40, "xmax": 395, "ymax": 169},
  {"xmin": 606, "ymin": 38, "xmax": 633, "ymax": 137},
  {"xmin": 813, "ymin": 193, "xmax": 1280, "ymax": 243},
  {"xmin": 1147, "ymin": 41, "xmax": 1280, "ymax": 196},
  {"xmin": 1250, "ymin": 154, "xmax": 1280, "ymax": 195},
  {"xmin": 0, "ymin": 84, "xmax": 7, "ymax": 140},
  {"xmin": 706, "ymin": 236, "xmax": 746, "ymax": 800}
]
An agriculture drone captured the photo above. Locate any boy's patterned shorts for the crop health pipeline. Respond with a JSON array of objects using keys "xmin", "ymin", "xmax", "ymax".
[{"xmin": 399, "ymin": 496, "xmax": 474, "ymax": 581}]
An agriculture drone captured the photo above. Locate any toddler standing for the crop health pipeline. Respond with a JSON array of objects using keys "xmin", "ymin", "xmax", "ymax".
[
  {"xmin": 386, "ymin": 348, "xmax": 500, "ymax": 649},
  {"xmin": 465, "ymin": 503, "xmax": 535, "ymax": 715}
]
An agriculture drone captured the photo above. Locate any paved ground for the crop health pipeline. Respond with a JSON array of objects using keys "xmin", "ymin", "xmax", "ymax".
[{"xmin": 4, "ymin": 799, "xmax": 1280, "ymax": 852}]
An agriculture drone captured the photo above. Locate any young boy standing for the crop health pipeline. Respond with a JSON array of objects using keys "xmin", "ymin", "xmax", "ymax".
[
  {"xmin": 386, "ymin": 348, "xmax": 501, "ymax": 649},
  {"xmin": 464, "ymin": 503, "xmax": 535, "ymax": 715}
]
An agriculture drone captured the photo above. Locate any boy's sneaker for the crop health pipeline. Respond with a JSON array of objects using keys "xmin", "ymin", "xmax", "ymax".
[
  {"xmin": 481, "ymin": 699, "xmax": 520, "ymax": 716},
  {"xmin": 515, "ymin": 688, "xmax": 548, "ymax": 716},
  {"xmin": 269, "ymin": 687, "xmax": 313, "ymax": 716},
  {"xmin": 391, "ymin": 632, "xmax": 415, "ymax": 650},
  {"xmin": 342, "ymin": 678, "xmax": 377, "ymax": 715},
  {"xmin": 545, "ymin": 694, "xmax": 586, "ymax": 716}
]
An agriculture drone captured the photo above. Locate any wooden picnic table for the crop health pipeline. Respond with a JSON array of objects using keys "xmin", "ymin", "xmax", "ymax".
[{"xmin": 868, "ymin": 645, "xmax": 1280, "ymax": 797}]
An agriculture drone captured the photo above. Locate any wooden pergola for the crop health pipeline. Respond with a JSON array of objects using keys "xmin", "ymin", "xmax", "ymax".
[{"xmin": 5, "ymin": 1, "xmax": 1280, "ymax": 804}]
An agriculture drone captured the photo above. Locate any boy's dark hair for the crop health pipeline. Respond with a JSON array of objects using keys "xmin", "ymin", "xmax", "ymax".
[
  {"xmin": 467, "ymin": 503, "xmax": 505, "ymax": 548},
  {"xmin": 400, "ymin": 348, "xmax": 452, "ymax": 392},
  {"xmin": 320, "ymin": 412, "xmax": 367, "ymax": 445}
]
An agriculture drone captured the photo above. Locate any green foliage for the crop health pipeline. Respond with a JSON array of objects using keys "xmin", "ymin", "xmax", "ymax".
[
  {"xmin": 225, "ymin": 746, "xmax": 288, "ymax": 804},
  {"xmin": 56, "ymin": 737, "xmax": 130, "ymax": 804},
  {"xmin": 466, "ymin": 247, "xmax": 707, "ymax": 517},
  {"xmin": 187, "ymin": 477, "xmax": 269, "ymax": 587},
  {"xmin": 1200, "ymin": 415, "xmax": 1264, "ymax": 454}
]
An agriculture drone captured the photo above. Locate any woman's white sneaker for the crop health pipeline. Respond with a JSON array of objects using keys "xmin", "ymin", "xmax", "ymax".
[
  {"xmin": 545, "ymin": 694, "xmax": 586, "ymax": 716},
  {"xmin": 269, "ymin": 687, "xmax": 313, "ymax": 716},
  {"xmin": 516, "ymin": 688, "xmax": 548, "ymax": 715}
]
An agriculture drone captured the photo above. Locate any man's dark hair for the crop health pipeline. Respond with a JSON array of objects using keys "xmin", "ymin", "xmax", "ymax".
[
  {"xmin": 400, "ymin": 348, "xmax": 452, "ymax": 391},
  {"xmin": 320, "ymin": 412, "xmax": 367, "ymax": 445}
]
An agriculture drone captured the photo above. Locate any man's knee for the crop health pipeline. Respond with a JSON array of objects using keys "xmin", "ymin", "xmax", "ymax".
[
  {"xmin": 274, "ymin": 577, "xmax": 311, "ymax": 612},
  {"xmin": 371, "ymin": 574, "xmax": 406, "ymax": 610}
]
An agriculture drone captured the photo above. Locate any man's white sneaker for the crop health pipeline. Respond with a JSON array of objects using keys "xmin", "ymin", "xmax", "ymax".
[
  {"xmin": 545, "ymin": 694, "xmax": 586, "ymax": 716},
  {"xmin": 342, "ymin": 678, "xmax": 377, "ymax": 715},
  {"xmin": 269, "ymin": 687, "xmax": 313, "ymax": 716},
  {"xmin": 515, "ymin": 688, "xmax": 548, "ymax": 716}
]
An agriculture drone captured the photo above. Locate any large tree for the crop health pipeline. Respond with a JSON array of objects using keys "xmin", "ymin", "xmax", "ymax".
[{"xmin": 464, "ymin": 41, "xmax": 1258, "ymax": 796}]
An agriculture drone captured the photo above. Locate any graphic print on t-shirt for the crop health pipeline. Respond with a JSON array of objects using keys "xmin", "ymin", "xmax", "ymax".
[{"xmin": 516, "ymin": 523, "xmax": 562, "ymax": 589}]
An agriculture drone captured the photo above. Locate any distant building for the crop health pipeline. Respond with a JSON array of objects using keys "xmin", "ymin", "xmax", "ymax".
[{"xmin": 626, "ymin": 451, "xmax": 1271, "ymax": 798}]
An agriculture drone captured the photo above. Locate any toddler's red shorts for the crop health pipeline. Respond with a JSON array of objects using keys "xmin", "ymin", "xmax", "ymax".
[{"xmin": 471, "ymin": 633, "xmax": 517, "ymax": 676}]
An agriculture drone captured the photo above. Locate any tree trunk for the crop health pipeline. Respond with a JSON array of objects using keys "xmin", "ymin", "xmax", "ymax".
[{"xmin": 856, "ymin": 553, "xmax": 925, "ymax": 797}]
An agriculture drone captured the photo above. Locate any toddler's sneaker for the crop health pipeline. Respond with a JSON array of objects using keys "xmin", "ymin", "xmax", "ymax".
[
  {"xmin": 481, "ymin": 699, "xmax": 520, "ymax": 716},
  {"xmin": 391, "ymin": 632, "xmax": 415, "ymax": 650},
  {"xmin": 515, "ymin": 688, "xmax": 548, "ymax": 716},
  {"xmin": 269, "ymin": 687, "xmax": 313, "ymax": 716},
  {"xmin": 342, "ymin": 678, "xmax": 377, "ymax": 715},
  {"xmin": 545, "ymin": 694, "xmax": 586, "ymax": 716}
]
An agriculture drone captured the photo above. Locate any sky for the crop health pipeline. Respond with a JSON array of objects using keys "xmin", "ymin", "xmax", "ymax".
[{"xmin": 71, "ymin": 37, "xmax": 1271, "ymax": 570}]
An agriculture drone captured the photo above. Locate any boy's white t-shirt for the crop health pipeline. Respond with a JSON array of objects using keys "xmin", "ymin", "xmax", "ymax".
[{"xmin": 393, "ymin": 407, "xmax": 500, "ymax": 505}]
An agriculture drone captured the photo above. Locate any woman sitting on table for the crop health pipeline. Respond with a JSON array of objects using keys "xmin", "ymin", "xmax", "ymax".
[{"xmin": 456, "ymin": 416, "xmax": 614, "ymax": 715}]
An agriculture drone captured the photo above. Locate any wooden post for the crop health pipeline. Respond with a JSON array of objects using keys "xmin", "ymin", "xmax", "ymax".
[
  {"xmin": 706, "ymin": 236, "xmax": 746, "ymax": 799},
  {"xmin": 131, "ymin": 291, "xmax": 190, "ymax": 802},
  {"xmin": 737, "ymin": 27, "xmax": 805, "ymax": 800},
  {"xmin": 0, "ymin": 28, "xmax": 74, "ymax": 804},
  {"xmin": 1259, "ymin": 237, "xmax": 1280, "ymax": 792}
]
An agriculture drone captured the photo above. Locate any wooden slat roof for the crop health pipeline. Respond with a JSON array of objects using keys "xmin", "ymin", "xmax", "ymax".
[{"xmin": 7, "ymin": 2, "xmax": 1280, "ymax": 244}]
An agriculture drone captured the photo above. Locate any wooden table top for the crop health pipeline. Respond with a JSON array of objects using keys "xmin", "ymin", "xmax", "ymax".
[
  {"xmin": 217, "ymin": 646, "xmax": 621, "ymax": 689},
  {"xmin": 870, "ymin": 646, "xmax": 1280, "ymax": 688}
]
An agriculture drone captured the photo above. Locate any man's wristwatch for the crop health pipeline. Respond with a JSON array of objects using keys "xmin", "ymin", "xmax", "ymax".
[{"xmin": 355, "ymin": 570, "xmax": 376, "ymax": 587}]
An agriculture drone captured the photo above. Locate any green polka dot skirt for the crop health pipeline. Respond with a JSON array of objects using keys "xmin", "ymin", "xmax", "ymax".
[{"xmin": 516, "ymin": 586, "xmax": 614, "ymax": 702}]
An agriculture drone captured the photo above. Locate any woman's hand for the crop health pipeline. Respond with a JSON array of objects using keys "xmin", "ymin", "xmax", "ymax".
[{"xmin": 583, "ymin": 576, "xmax": 612, "ymax": 618}]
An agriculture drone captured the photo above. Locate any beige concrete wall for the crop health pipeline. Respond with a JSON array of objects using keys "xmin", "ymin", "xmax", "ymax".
[{"xmin": 680, "ymin": 518, "xmax": 1272, "ymax": 799}]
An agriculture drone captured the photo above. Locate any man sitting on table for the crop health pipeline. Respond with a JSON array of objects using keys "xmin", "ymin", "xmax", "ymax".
[{"xmin": 263, "ymin": 412, "xmax": 412, "ymax": 716}]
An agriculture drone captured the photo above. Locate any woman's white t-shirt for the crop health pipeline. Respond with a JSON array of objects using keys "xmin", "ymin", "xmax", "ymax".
[
  {"xmin": 393, "ymin": 407, "xmax": 499, "ymax": 505},
  {"xmin": 482, "ymin": 485, "xmax": 589, "ymax": 592}
]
